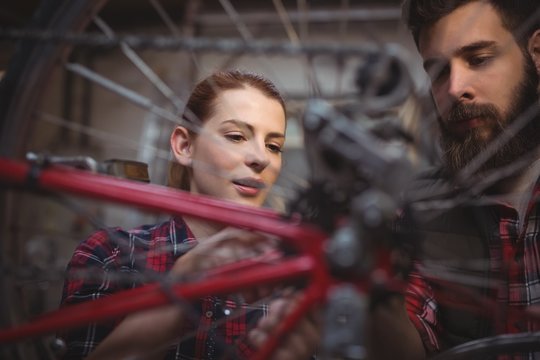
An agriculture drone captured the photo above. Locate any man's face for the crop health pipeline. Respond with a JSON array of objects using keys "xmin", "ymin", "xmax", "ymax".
[{"xmin": 418, "ymin": 1, "xmax": 540, "ymax": 174}]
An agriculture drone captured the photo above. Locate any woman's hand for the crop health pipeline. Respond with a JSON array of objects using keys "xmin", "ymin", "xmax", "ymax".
[
  {"xmin": 249, "ymin": 291, "xmax": 321, "ymax": 360},
  {"xmin": 87, "ymin": 228, "xmax": 282, "ymax": 359},
  {"xmin": 173, "ymin": 228, "xmax": 277, "ymax": 273},
  {"xmin": 171, "ymin": 227, "xmax": 280, "ymax": 300}
]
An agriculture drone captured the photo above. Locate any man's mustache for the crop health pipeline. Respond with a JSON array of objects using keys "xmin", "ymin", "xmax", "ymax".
[{"xmin": 445, "ymin": 103, "xmax": 501, "ymax": 126}]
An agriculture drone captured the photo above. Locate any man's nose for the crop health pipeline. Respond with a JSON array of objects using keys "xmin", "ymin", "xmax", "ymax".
[{"xmin": 447, "ymin": 64, "xmax": 475, "ymax": 103}]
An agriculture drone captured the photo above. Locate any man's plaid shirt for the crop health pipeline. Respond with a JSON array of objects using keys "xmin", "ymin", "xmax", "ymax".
[
  {"xmin": 405, "ymin": 181, "xmax": 540, "ymax": 358},
  {"xmin": 59, "ymin": 216, "xmax": 266, "ymax": 359}
]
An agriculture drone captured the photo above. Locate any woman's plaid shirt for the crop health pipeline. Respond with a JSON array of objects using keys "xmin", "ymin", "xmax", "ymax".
[{"xmin": 59, "ymin": 217, "xmax": 266, "ymax": 359}]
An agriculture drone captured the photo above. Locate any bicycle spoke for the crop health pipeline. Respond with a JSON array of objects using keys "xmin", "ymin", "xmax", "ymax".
[
  {"xmin": 273, "ymin": 0, "xmax": 300, "ymax": 45},
  {"xmin": 93, "ymin": 16, "xmax": 185, "ymax": 112},
  {"xmin": 37, "ymin": 112, "xmax": 170, "ymax": 160},
  {"xmin": 218, "ymin": 0, "xmax": 254, "ymax": 43}
]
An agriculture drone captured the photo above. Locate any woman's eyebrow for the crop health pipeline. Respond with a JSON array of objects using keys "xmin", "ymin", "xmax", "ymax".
[{"xmin": 267, "ymin": 132, "xmax": 285, "ymax": 140}]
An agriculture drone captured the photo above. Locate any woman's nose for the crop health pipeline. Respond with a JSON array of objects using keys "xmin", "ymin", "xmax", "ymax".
[{"xmin": 244, "ymin": 141, "xmax": 270, "ymax": 172}]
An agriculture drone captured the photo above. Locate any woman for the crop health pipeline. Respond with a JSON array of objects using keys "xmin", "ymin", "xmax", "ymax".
[{"xmin": 60, "ymin": 70, "xmax": 317, "ymax": 359}]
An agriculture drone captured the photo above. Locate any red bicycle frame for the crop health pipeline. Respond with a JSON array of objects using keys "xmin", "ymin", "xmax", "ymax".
[{"xmin": 0, "ymin": 157, "xmax": 336, "ymax": 359}]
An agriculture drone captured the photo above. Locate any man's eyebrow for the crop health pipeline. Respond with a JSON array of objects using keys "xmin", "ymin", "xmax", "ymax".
[
  {"xmin": 422, "ymin": 40, "xmax": 498, "ymax": 71},
  {"xmin": 455, "ymin": 40, "xmax": 498, "ymax": 56},
  {"xmin": 221, "ymin": 119, "xmax": 285, "ymax": 139}
]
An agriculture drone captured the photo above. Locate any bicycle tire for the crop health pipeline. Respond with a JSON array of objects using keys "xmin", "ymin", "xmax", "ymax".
[
  {"xmin": 1, "ymin": 2, "xmax": 109, "ymax": 359},
  {"xmin": 431, "ymin": 332, "xmax": 540, "ymax": 360},
  {"xmin": 0, "ymin": 0, "xmax": 108, "ymax": 158}
]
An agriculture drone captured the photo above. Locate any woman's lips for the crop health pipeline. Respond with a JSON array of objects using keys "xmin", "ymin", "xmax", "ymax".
[
  {"xmin": 233, "ymin": 184, "xmax": 261, "ymax": 196},
  {"xmin": 232, "ymin": 178, "xmax": 265, "ymax": 197}
]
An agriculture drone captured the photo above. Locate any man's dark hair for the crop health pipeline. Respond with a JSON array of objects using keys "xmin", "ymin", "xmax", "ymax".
[{"xmin": 402, "ymin": 0, "xmax": 540, "ymax": 48}]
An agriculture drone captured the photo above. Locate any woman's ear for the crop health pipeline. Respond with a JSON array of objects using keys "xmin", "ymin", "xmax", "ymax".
[
  {"xmin": 170, "ymin": 126, "xmax": 194, "ymax": 166},
  {"xmin": 529, "ymin": 29, "xmax": 540, "ymax": 75}
]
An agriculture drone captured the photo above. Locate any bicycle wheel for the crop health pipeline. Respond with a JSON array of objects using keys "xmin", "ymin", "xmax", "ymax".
[
  {"xmin": 0, "ymin": 1, "xmax": 424, "ymax": 358},
  {"xmin": 0, "ymin": 0, "xmax": 482, "ymax": 359}
]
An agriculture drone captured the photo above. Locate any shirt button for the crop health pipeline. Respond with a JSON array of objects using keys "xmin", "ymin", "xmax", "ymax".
[{"xmin": 205, "ymin": 311, "xmax": 213, "ymax": 318}]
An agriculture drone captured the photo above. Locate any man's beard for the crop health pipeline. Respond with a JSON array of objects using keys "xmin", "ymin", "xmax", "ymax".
[{"xmin": 439, "ymin": 55, "xmax": 540, "ymax": 176}]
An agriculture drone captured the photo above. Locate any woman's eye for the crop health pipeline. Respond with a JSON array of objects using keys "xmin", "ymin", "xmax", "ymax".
[
  {"xmin": 266, "ymin": 143, "xmax": 283, "ymax": 154},
  {"xmin": 224, "ymin": 133, "xmax": 245, "ymax": 142}
]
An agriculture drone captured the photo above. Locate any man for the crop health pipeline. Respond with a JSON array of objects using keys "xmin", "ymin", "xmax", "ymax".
[{"xmin": 383, "ymin": 0, "xmax": 540, "ymax": 358}]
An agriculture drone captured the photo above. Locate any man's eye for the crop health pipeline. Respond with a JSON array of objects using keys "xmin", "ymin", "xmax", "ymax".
[
  {"xmin": 225, "ymin": 134, "xmax": 245, "ymax": 142},
  {"xmin": 427, "ymin": 63, "xmax": 450, "ymax": 83},
  {"xmin": 468, "ymin": 56, "xmax": 491, "ymax": 67},
  {"xmin": 266, "ymin": 143, "xmax": 282, "ymax": 154}
]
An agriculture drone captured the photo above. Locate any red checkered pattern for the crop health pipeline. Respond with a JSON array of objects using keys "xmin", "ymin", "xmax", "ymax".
[
  {"xmin": 405, "ymin": 184, "xmax": 540, "ymax": 359},
  {"xmin": 60, "ymin": 216, "xmax": 266, "ymax": 359}
]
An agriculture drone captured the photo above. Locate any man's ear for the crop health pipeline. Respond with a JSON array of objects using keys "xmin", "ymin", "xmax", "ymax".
[
  {"xmin": 170, "ymin": 126, "xmax": 193, "ymax": 166},
  {"xmin": 529, "ymin": 29, "xmax": 540, "ymax": 75}
]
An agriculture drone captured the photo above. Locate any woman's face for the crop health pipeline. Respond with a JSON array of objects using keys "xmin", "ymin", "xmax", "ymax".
[{"xmin": 187, "ymin": 86, "xmax": 286, "ymax": 207}]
